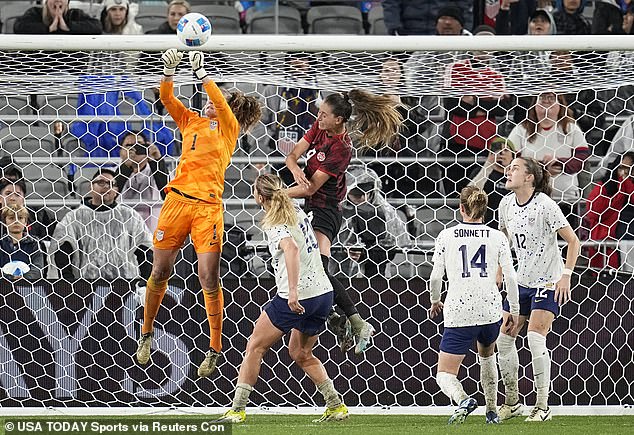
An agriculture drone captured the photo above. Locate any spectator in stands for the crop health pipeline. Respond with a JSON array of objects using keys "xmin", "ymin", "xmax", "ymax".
[
  {"xmin": 615, "ymin": 155, "xmax": 634, "ymax": 272},
  {"xmin": 495, "ymin": 0, "xmax": 537, "ymax": 35},
  {"xmin": 384, "ymin": 0, "xmax": 473, "ymax": 35},
  {"xmin": 0, "ymin": 204, "xmax": 46, "ymax": 280},
  {"xmin": 50, "ymin": 168, "xmax": 153, "ymax": 281},
  {"xmin": 507, "ymin": 92, "xmax": 590, "ymax": 227},
  {"xmin": 100, "ymin": 0, "xmax": 143, "ymax": 35},
  {"xmin": 0, "ymin": 177, "xmax": 55, "ymax": 240},
  {"xmin": 597, "ymin": 114, "xmax": 634, "ymax": 180},
  {"xmin": 14, "ymin": 0, "xmax": 102, "ymax": 34},
  {"xmin": 145, "ymin": 0, "xmax": 190, "ymax": 34},
  {"xmin": 553, "ymin": 0, "xmax": 592, "ymax": 34},
  {"xmin": 333, "ymin": 165, "xmax": 411, "ymax": 278},
  {"xmin": 585, "ymin": 152, "xmax": 634, "ymax": 269},
  {"xmin": 469, "ymin": 136, "xmax": 517, "ymax": 228},
  {"xmin": 592, "ymin": 0, "xmax": 628, "ymax": 34},
  {"xmin": 115, "ymin": 131, "xmax": 167, "ymax": 233},
  {"xmin": 441, "ymin": 25, "xmax": 512, "ymax": 196}
]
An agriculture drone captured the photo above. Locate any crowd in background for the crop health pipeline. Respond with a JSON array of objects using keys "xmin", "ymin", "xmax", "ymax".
[{"xmin": 1, "ymin": 0, "xmax": 634, "ymax": 281}]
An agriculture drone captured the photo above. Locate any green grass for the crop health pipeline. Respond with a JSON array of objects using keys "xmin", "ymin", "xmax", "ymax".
[{"xmin": 3, "ymin": 415, "xmax": 633, "ymax": 435}]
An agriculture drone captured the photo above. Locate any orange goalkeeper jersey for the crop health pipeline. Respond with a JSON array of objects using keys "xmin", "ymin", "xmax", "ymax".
[{"xmin": 160, "ymin": 80, "xmax": 239, "ymax": 204}]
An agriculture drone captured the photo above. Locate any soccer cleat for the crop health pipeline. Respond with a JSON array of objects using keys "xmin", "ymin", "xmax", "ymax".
[
  {"xmin": 327, "ymin": 312, "xmax": 355, "ymax": 352},
  {"xmin": 136, "ymin": 331, "xmax": 154, "ymax": 365},
  {"xmin": 525, "ymin": 406, "xmax": 552, "ymax": 422},
  {"xmin": 312, "ymin": 403, "xmax": 349, "ymax": 422},
  {"xmin": 498, "ymin": 402, "xmax": 523, "ymax": 421},
  {"xmin": 354, "ymin": 321, "xmax": 375, "ymax": 354},
  {"xmin": 198, "ymin": 349, "xmax": 221, "ymax": 377},
  {"xmin": 448, "ymin": 397, "xmax": 477, "ymax": 425},
  {"xmin": 485, "ymin": 411, "xmax": 501, "ymax": 424},
  {"xmin": 214, "ymin": 409, "xmax": 246, "ymax": 423}
]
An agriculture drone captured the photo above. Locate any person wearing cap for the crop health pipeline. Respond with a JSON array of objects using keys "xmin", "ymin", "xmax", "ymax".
[
  {"xmin": 384, "ymin": 0, "xmax": 473, "ymax": 36},
  {"xmin": 469, "ymin": 136, "xmax": 517, "ymax": 229},
  {"xmin": 101, "ymin": 0, "xmax": 143, "ymax": 35},
  {"xmin": 436, "ymin": 6, "xmax": 471, "ymax": 35},
  {"xmin": 14, "ymin": 0, "xmax": 102, "ymax": 35}
]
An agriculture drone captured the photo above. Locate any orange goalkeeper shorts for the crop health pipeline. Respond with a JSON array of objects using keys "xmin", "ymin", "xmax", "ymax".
[{"xmin": 153, "ymin": 191, "xmax": 224, "ymax": 254}]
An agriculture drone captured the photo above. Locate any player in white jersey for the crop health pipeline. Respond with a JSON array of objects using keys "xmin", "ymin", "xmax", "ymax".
[
  {"xmin": 217, "ymin": 174, "xmax": 348, "ymax": 424},
  {"xmin": 497, "ymin": 157, "xmax": 580, "ymax": 422},
  {"xmin": 429, "ymin": 186, "xmax": 520, "ymax": 425}
]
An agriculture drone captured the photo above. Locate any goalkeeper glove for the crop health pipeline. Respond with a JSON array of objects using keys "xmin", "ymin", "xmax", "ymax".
[
  {"xmin": 162, "ymin": 48, "xmax": 183, "ymax": 77},
  {"xmin": 189, "ymin": 51, "xmax": 208, "ymax": 80}
]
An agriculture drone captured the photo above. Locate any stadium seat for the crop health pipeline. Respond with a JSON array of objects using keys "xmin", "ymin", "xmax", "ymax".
[
  {"xmin": 191, "ymin": 4, "xmax": 242, "ymax": 34},
  {"xmin": 135, "ymin": 14, "xmax": 166, "ymax": 32},
  {"xmin": 0, "ymin": 2, "xmax": 30, "ymax": 34},
  {"xmin": 0, "ymin": 96, "xmax": 33, "ymax": 117},
  {"xmin": 38, "ymin": 95, "xmax": 78, "ymax": 117},
  {"xmin": 368, "ymin": 6, "xmax": 386, "ymax": 35},
  {"xmin": 306, "ymin": 5, "xmax": 364, "ymax": 35},
  {"xmin": 246, "ymin": 5, "xmax": 303, "ymax": 34},
  {"xmin": 0, "ymin": 125, "xmax": 55, "ymax": 157}
]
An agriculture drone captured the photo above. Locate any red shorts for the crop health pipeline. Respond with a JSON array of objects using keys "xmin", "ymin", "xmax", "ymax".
[{"xmin": 153, "ymin": 192, "xmax": 224, "ymax": 253}]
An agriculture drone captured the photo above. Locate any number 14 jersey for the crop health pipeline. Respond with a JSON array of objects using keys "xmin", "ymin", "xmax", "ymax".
[{"xmin": 432, "ymin": 222, "xmax": 513, "ymax": 327}]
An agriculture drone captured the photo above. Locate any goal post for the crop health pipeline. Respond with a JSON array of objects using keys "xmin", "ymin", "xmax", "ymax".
[{"xmin": 0, "ymin": 34, "xmax": 632, "ymax": 411}]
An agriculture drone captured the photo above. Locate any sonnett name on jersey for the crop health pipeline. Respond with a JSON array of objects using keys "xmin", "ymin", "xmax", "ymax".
[{"xmin": 453, "ymin": 228, "xmax": 491, "ymax": 238}]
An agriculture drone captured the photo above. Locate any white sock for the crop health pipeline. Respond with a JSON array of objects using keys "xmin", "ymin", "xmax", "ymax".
[
  {"xmin": 497, "ymin": 333, "xmax": 519, "ymax": 405},
  {"xmin": 316, "ymin": 379, "xmax": 342, "ymax": 409},
  {"xmin": 231, "ymin": 383, "xmax": 253, "ymax": 411},
  {"xmin": 436, "ymin": 371, "xmax": 468, "ymax": 405},
  {"xmin": 479, "ymin": 354, "xmax": 498, "ymax": 413},
  {"xmin": 528, "ymin": 331, "xmax": 550, "ymax": 410}
]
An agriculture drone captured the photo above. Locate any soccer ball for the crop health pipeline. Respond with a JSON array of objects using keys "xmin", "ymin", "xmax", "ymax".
[{"xmin": 177, "ymin": 13, "xmax": 212, "ymax": 47}]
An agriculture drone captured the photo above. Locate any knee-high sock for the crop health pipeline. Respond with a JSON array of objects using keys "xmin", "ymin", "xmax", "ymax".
[
  {"xmin": 479, "ymin": 354, "xmax": 499, "ymax": 412},
  {"xmin": 436, "ymin": 371, "xmax": 468, "ymax": 405},
  {"xmin": 142, "ymin": 276, "xmax": 169, "ymax": 334},
  {"xmin": 316, "ymin": 378, "xmax": 343, "ymax": 409},
  {"xmin": 528, "ymin": 331, "xmax": 550, "ymax": 410},
  {"xmin": 203, "ymin": 286, "xmax": 224, "ymax": 353},
  {"xmin": 497, "ymin": 333, "xmax": 519, "ymax": 405},
  {"xmin": 231, "ymin": 383, "xmax": 253, "ymax": 412},
  {"xmin": 321, "ymin": 254, "xmax": 360, "ymax": 321}
]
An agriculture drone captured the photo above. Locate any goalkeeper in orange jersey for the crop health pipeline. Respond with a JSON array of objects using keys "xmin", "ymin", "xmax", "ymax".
[{"xmin": 136, "ymin": 48, "xmax": 261, "ymax": 377}]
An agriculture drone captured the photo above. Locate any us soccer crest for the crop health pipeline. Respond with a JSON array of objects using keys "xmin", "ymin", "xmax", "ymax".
[
  {"xmin": 156, "ymin": 230, "xmax": 164, "ymax": 241},
  {"xmin": 209, "ymin": 120, "xmax": 218, "ymax": 130},
  {"xmin": 317, "ymin": 151, "xmax": 326, "ymax": 162}
]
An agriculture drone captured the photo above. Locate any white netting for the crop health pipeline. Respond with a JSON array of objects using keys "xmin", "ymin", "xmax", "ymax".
[{"xmin": 0, "ymin": 35, "xmax": 632, "ymax": 408}]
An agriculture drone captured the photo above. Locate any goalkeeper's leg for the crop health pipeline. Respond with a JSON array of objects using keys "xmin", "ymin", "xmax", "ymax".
[
  {"xmin": 137, "ymin": 249, "xmax": 178, "ymax": 365},
  {"xmin": 198, "ymin": 252, "xmax": 224, "ymax": 377}
]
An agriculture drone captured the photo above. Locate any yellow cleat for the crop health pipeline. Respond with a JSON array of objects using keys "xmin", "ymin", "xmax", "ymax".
[
  {"xmin": 214, "ymin": 409, "xmax": 246, "ymax": 423},
  {"xmin": 312, "ymin": 403, "xmax": 349, "ymax": 422},
  {"xmin": 136, "ymin": 332, "xmax": 153, "ymax": 365}
]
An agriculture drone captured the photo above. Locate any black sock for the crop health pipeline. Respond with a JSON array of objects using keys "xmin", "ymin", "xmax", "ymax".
[{"xmin": 321, "ymin": 254, "xmax": 358, "ymax": 318}]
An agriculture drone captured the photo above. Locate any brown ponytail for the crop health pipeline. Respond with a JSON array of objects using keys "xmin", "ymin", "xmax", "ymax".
[{"xmin": 521, "ymin": 157, "xmax": 553, "ymax": 196}]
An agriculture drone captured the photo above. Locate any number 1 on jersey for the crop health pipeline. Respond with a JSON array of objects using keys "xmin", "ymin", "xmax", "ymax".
[
  {"xmin": 190, "ymin": 133, "xmax": 198, "ymax": 151},
  {"xmin": 458, "ymin": 244, "xmax": 488, "ymax": 278}
]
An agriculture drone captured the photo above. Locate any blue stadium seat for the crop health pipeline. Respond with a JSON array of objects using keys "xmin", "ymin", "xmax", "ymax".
[{"xmin": 306, "ymin": 5, "xmax": 364, "ymax": 35}]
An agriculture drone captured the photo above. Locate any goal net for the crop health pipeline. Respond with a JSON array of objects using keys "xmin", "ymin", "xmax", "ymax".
[{"xmin": 0, "ymin": 34, "xmax": 632, "ymax": 409}]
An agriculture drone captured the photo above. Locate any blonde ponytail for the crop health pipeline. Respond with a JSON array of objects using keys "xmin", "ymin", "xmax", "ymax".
[{"xmin": 256, "ymin": 174, "xmax": 298, "ymax": 229}]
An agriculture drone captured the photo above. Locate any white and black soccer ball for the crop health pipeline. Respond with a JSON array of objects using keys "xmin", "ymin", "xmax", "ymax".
[{"xmin": 177, "ymin": 13, "xmax": 212, "ymax": 47}]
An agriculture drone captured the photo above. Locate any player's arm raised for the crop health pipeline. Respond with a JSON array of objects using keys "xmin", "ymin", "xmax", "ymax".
[
  {"xmin": 159, "ymin": 49, "xmax": 189, "ymax": 127},
  {"xmin": 555, "ymin": 225, "xmax": 580, "ymax": 306},
  {"xmin": 189, "ymin": 51, "xmax": 239, "ymax": 134}
]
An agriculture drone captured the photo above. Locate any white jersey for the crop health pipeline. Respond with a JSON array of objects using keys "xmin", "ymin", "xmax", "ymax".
[
  {"xmin": 430, "ymin": 222, "xmax": 516, "ymax": 327},
  {"xmin": 265, "ymin": 207, "xmax": 333, "ymax": 300},
  {"xmin": 499, "ymin": 192, "xmax": 569, "ymax": 288}
]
